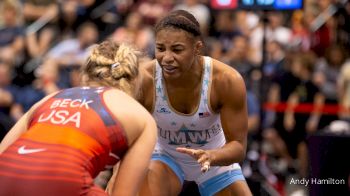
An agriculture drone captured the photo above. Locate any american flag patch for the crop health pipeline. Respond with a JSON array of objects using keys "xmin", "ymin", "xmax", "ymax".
[{"xmin": 199, "ymin": 112, "xmax": 210, "ymax": 118}]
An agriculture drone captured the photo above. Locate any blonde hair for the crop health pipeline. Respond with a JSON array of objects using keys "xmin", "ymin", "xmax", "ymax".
[
  {"xmin": 0, "ymin": 0, "xmax": 23, "ymax": 25},
  {"xmin": 82, "ymin": 40, "xmax": 140, "ymax": 96}
]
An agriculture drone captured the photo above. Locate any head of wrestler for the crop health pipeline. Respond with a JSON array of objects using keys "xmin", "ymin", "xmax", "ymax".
[
  {"xmin": 81, "ymin": 40, "xmax": 142, "ymax": 98},
  {"xmin": 154, "ymin": 10, "xmax": 204, "ymax": 79}
]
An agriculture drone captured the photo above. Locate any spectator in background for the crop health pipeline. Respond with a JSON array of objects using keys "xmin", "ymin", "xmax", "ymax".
[
  {"xmin": 309, "ymin": 0, "xmax": 335, "ymax": 57},
  {"xmin": 313, "ymin": 44, "xmax": 348, "ymax": 129},
  {"xmin": 264, "ymin": 40, "xmax": 286, "ymax": 82},
  {"xmin": 47, "ymin": 21, "xmax": 98, "ymax": 67},
  {"xmin": 10, "ymin": 58, "xmax": 61, "ymax": 121},
  {"xmin": 46, "ymin": 21, "xmax": 99, "ymax": 88},
  {"xmin": 247, "ymin": 91, "xmax": 260, "ymax": 135},
  {"xmin": 241, "ymin": 90, "xmax": 260, "ymax": 186},
  {"xmin": 10, "ymin": 23, "xmax": 98, "ymax": 119},
  {"xmin": 337, "ymin": 60, "xmax": 350, "ymax": 120},
  {"xmin": 221, "ymin": 35, "xmax": 256, "ymax": 88},
  {"xmin": 32, "ymin": 59, "xmax": 61, "ymax": 95},
  {"xmin": 267, "ymin": 11, "xmax": 294, "ymax": 46},
  {"xmin": 314, "ymin": 44, "xmax": 348, "ymax": 101},
  {"xmin": 56, "ymin": 0, "xmax": 115, "ymax": 39},
  {"xmin": 335, "ymin": 0, "xmax": 350, "ymax": 50},
  {"xmin": 234, "ymin": 10, "xmax": 259, "ymax": 39},
  {"xmin": 173, "ymin": 0, "xmax": 211, "ymax": 35},
  {"xmin": 249, "ymin": 11, "xmax": 292, "ymax": 65},
  {"xmin": 205, "ymin": 38, "xmax": 223, "ymax": 60},
  {"xmin": 289, "ymin": 10, "xmax": 311, "ymax": 52},
  {"xmin": 0, "ymin": 61, "xmax": 17, "ymax": 140},
  {"xmin": 23, "ymin": 0, "xmax": 58, "ymax": 59},
  {"xmin": 264, "ymin": 52, "xmax": 324, "ymax": 178},
  {"xmin": 110, "ymin": 11, "xmax": 154, "ymax": 57},
  {"xmin": 57, "ymin": 0, "xmax": 81, "ymax": 38},
  {"xmin": 0, "ymin": 0, "xmax": 25, "ymax": 66},
  {"xmin": 136, "ymin": 0, "xmax": 175, "ymax": 26},
  {"xmin": 210, "ymin": 11, "xmax": 241, "ymax": 53}
]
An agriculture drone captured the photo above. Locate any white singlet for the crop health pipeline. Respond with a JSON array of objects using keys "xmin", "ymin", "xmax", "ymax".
[{"xmin": 152, "ymin": 56, "xmax": 241, "ymax": 184}]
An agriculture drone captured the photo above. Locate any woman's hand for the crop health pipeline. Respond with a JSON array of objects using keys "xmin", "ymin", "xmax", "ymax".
[{"xmin": 176, "ymin": 147, "xmax": 212, "ymax": 173}]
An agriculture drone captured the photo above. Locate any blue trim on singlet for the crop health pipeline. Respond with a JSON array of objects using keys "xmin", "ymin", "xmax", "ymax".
[
  {"xmin": 151, "ymin": 153, "xmax": 185, "ymax": 185},
  {"xmin": 198, "ymin": 169, "xmax": 245, "ymax": 196}
]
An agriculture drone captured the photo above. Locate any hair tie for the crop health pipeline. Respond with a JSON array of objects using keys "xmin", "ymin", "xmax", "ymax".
[{"xmin": 111, "ymin": 62, "xmax": 120, "ymax": 69}]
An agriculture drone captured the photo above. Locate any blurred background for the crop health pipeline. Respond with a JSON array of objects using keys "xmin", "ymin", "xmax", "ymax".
[{"xmin": 0, "ymin": 0, "xmax": 349, "ymax": 195}]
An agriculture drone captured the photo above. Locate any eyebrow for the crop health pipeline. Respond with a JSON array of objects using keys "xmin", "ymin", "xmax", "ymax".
[
  {"xmin": 171, "ymin": 44, "xmax": 185, "ymax": 47},
  {"xmin": 156, "ymin": 42, "xmax": 185, "ymax": 46},
  {"xmin": 155, "ymin": 43, "xmax": 186, "ymax": 49}
]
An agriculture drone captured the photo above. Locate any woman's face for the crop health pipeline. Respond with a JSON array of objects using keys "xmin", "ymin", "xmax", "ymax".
[
  {"xmin": 2, "ymin": 7, "xmax": 17, "ymax": 26},
  {"xmin": 126, "ymin": 12, "xmax": 142, "ymax": 30},
  {"xmin": 329, "ymin": 49, "xmax": 344, "ymax": 66},
  {"xmin": 155, "ymin": 28, "xmax": 200, "ymax": 79}
]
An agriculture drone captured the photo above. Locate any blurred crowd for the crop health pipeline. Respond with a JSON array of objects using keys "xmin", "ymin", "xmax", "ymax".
[{"xmin": 0, "ymin": 0, "xmax": 349, "ymax": 195}]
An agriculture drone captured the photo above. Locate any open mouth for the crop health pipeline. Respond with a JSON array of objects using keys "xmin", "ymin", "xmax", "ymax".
[{"xmin": 163, "ymin": 65, "xmax": 177, "ymax": 74}]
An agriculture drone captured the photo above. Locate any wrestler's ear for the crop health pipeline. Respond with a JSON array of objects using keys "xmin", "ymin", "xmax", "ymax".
[{"xmin": 194, "ymin": 41, "xmax": 203, "ymax": 55}]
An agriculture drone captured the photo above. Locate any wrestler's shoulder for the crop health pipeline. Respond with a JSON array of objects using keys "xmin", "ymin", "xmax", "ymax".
[
  {"xmin": 211, "ymin": 58, "xmax": 243, "ymax": 81},
  {"xmin": 210, "ymin": 58, "xmax": 246, "ymax": 101}
]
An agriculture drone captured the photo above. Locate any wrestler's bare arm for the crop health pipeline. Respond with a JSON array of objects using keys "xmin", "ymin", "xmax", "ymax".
[
  {"xmin": 138, "ymin": 59, "xmax": 156, "ymax": 112},
  {"xmin": 104, "ymin": 90, "xmax": 157, "ymax": 196},
  {"xmin": 0, "ymin": 112, "xmax": 30, "ymax": 154},
  {"xmin": 209, "ymin": 61, "xmax": 248, "ymax": 166},
  {"xmin": 112, "ymin": 117, "xmax": 156, "ymax": 196}
]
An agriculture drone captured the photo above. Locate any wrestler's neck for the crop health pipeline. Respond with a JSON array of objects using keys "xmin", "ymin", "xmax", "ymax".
[{"xmin": 164, "ymin": 56, "xmax": 203, "ymax": 88}]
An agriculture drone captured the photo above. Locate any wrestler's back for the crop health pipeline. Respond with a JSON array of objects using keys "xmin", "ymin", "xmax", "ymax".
[{"xmin": 0, "ymin": 87, "xmax": 128, "ymax": 195}]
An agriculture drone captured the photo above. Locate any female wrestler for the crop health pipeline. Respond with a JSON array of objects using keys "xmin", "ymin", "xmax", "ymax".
[
  {"xmin": 138, "ymin": 10, "xmax": 252, "ymax": 196},
  {"xmin": 0, "ymin": 40, "xmax": 157, "ymax": 196}
]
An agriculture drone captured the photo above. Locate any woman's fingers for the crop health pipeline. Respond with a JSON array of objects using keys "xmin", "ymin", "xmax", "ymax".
[
  {"xmin": 197, "ymin": 155, "xmax": 207, "ymax": 164},
  {"xmin": 176, "ymin": 147, "xmax": 203, "ymax": 158},
  {"xmin": 177, "ymin": 147, "xmax": 211, "ymax": 173},
  {"xmin": 176, "ymin": 147, "xmax": 196, "ymax": 156},
  {"xmin": 201, "ymin": 161, "xmax": 210, "ymax": 173}
]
